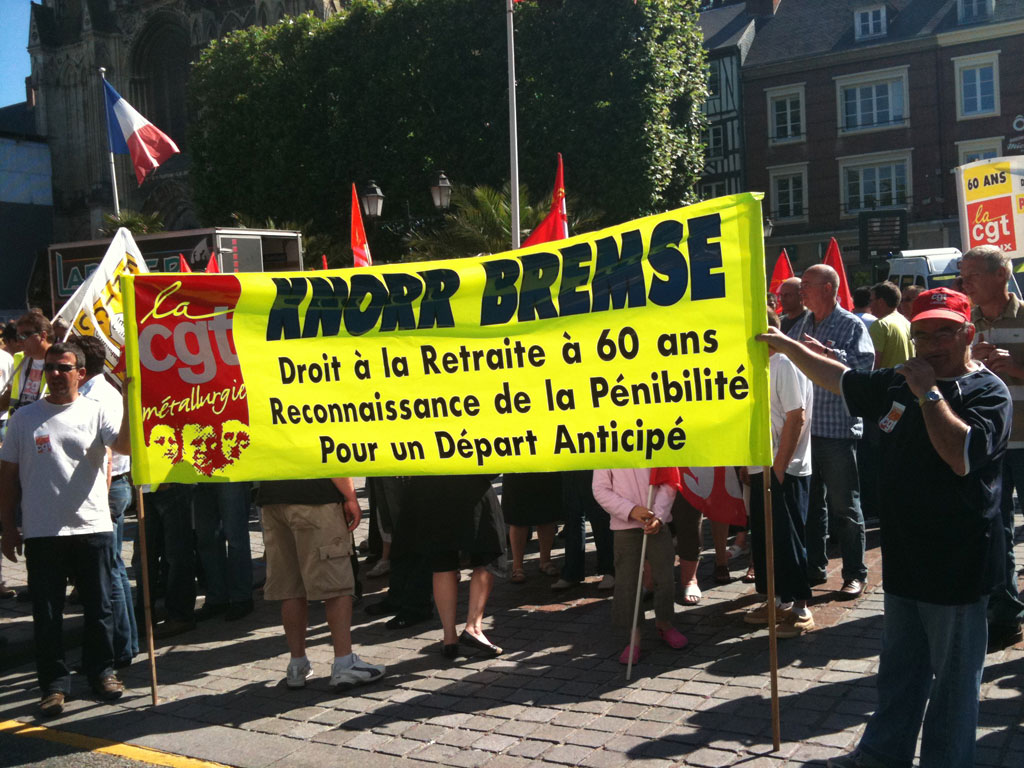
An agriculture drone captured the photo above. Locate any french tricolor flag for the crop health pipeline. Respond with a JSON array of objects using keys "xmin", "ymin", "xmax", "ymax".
[{"xmin": 103, "ymin": 80, "xmax": 180, "ymax": 185}]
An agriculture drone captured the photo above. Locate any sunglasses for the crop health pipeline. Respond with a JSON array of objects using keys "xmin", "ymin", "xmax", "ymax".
[
  {"xmin": 17, "ymin": 331, "xmax": 38, "ymax": 341},
  {"xmin": 43, "ymin": 362, "xmax": 78, "ymax": 373}
]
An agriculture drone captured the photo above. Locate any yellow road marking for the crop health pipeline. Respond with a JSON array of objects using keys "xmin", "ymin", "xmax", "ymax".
[{"xmin": 0, "ymin": 720, "xmax": 232, "ymax": 768}]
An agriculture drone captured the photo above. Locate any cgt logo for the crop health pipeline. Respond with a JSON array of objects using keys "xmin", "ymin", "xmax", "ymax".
[
  {"xmin": 968, "ymin": 198, "xmax": 1016, "ymax": 250},
  {"xmin": 137, "ymin": 280, "xmax": 240, "ymax": 384}
]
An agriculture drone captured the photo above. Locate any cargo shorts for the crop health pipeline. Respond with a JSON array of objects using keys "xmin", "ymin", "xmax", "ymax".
[{"xmin": 261, "ymin": 503, "xmax": 354, "ymax": 601}]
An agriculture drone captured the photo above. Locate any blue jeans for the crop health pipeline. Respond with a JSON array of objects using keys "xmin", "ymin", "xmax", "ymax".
[
  {"xmin": 859, "ymin": 593, "xmax": 988, "ymax": 768},
  {"xmin": 992, "ymin": 448, "xmax": 1024, "ymax": 628},
  {"xmin": 26, "ymin": 533, "xmax": 116, "ymax": 694},
  {"xmin": 807, "ymin": 436, "xmax": 867, "ymax": 582},
  {"xmin": 141, "ymin": 484, "xmax": 196, "ymax": 623},
  {"xmin": 561, "ymin": 470, "xmax": 614, "ymax": 582},
  {"xmin": 194, "ymin": 482, "xmax": 253, "ymax": 605},
  {"xmin": 109, "ymin": 476, "xmax": 138, "ymax": 661}
]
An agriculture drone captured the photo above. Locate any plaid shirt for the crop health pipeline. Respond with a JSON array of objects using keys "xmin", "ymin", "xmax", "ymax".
[{"xmin": 787, "ymin": 305, "xmax": 875, "ymax": 438}]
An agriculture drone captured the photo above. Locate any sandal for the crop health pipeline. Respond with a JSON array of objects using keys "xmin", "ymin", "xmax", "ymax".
[
  {"xmin": 682, "ymin": 583, "xmax": 702, "ymax": 605},
  {"xmin": 510, "ymin": 568, "xmax": 527, "ymax": 584},
  {"xmin": 713, "ymin": 564, "xmax": 732, "ymax": 585},
  {"xmin": 741, "ymin": 567, "xmax": 756, "ymax": 584},
  {"xmin": 539, "ymin": 562, "xmax": 560, "ymax": 577}
]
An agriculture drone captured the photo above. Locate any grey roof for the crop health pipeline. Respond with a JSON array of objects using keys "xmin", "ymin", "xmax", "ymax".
[
  {"xmin": 0, "ymin": 102, "xmax": 38, "ymax": 138},
  {"xmin": 745, "ymin": 0, "xmax": 1024, "ymax": 68},
  {"xmin": 700, "ymin": 2, "xmax": 754, "ymax": 50}
]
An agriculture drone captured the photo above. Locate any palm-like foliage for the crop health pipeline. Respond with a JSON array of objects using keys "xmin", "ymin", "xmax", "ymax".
[
  {"xmin": 405, "ymin": 183, "xmax": 602, "ymax": 262},
  {"xmin": 98, "ymin": 210, "xmax": 165, "ymax": 236}
]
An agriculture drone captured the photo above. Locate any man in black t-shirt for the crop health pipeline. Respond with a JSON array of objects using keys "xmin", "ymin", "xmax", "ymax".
[{"xmin": 758, "ymin": 288, "xmax": 1010, "ymax": 768}]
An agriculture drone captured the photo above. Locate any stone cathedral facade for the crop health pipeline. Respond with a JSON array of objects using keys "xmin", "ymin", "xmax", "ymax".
[{"xmin": 27, "ymin": 0, "xmax": 346, "ymax": 242}]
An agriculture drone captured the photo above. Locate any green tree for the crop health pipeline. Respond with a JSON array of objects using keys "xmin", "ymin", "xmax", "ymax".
[
  {"xmin": 98, "ymin": 209, "xmax": 166, "ymax": 236},
  {"xmin": 405, "ymin": 183, "xmax": 602, "ymax": 261},
  {"xmin": 188, "ymin": 0, "xmax": 706, "ymax": 260}
]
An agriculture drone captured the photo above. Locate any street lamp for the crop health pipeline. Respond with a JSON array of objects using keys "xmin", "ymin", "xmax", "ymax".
[
  {"xmin": 763, "ymin": 217, "xmax": 774, "ymax": 238},
  {"xmin": 431, "ymin": 171, "xmax": 453, "ymax": 211},
  {"xmin": 361, "ymin": 180, "xmax": 384, "ymax": 219}
]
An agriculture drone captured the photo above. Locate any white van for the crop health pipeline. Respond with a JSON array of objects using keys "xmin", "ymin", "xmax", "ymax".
[{"xmin": 885, "ymin": 247, "xmax": 1021, "ymax": 296}]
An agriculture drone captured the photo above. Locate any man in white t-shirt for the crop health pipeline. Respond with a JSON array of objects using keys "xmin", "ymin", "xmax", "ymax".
[
  {"xmin": 742, "ymin": 309, "xmax": 815, "ymax": 637},
  {"xmin": 0, "ymin": 341, "xmax": 131, "ymax": 716}
]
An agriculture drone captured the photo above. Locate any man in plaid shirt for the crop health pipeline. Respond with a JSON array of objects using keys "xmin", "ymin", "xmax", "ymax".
[{"xmin": 788, "ymin": 264, "xmax": 875, "ymax": 599}]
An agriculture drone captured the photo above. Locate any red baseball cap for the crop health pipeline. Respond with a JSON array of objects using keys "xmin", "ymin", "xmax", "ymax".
[{"xmin": 910, "ymin": 287, "xmax": 971, "ymax": 324}]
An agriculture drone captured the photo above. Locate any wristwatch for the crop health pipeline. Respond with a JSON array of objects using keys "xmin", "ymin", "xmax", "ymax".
[{"xmin": 918, "ymin": 389, "xmax": 944, "ymax": 406}]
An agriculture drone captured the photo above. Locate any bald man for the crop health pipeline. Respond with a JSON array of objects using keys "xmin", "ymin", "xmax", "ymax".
[{"xmin": 787, "ymin": 265, "xmax": 875, "ymax": 600}]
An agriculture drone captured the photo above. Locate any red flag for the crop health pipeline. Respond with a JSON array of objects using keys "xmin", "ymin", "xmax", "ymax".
[
  {"xmin": 649, "ymin": 467, "xmax": 683, "ymax": 494},
  {"xmin": 768, "ymin": 249, "xmax": 794, "ymax": 295},
  {"xmin": 178, "ymin": 254, "xmax": 191, "ymax": 273},
  {"xmin": 523, "ymin": 153, "xmax": 569, "ymax": 247},
  {"xmin": 680, "ymin": 467, "xmax": 747, "ymax": 527},
  {"xmin": 205, "ymin": 254, "xmax": 220, "ymax": 274},
  {"xmin": 321, "ymin": 254, "xmax": 329, "ymax": 270},
  {"xmin": 822, "ymin": 237, "xmax": 853, "ymax": 311},
  {"xmin": 351, "ymin": 183, "xmax": 372, "ymax": 267}
]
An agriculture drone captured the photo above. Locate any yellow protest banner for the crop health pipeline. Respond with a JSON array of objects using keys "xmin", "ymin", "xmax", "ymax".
[{"xmin": 122, "ymin": 193, "xmax": 771, "ymax": 485}]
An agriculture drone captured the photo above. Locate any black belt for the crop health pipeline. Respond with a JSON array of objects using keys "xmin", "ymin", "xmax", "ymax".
[{"xmin": 112, "ymin": 472, "xmax": 132, "ymax": 482}]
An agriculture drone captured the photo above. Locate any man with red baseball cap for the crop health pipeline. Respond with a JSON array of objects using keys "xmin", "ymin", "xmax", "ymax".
[{"xmin": 757, "ymin": 287, "xmax": 1010, "ymax": 768}]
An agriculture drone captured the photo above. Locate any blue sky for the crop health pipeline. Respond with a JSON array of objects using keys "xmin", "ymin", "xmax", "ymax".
[{"xmin": 1, "ymin": 0, "xmax": 32, "ymax": 108}]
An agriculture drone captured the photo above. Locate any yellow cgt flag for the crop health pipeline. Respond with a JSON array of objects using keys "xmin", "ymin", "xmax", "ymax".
[{"xmin": 121, "ymin": 193, "xmax": 771, "ymax": 485}]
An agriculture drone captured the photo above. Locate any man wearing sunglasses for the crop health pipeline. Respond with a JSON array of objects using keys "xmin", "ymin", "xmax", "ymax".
[
  {"xmin": 0, "ymin": 341, "xmax": 131, "ymax": 717},
  {"xmin": 759, "ymin": 288, "xmax": 1010, "ymax": 768},
  {"xmin": 0, "ymin": 310, "xmax": 53, "ymax": 422}
]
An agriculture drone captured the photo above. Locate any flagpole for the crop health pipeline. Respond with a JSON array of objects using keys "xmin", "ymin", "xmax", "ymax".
[
  {"xmin": 763, "ymin": 471, "xmax": 781, "ymax": 750},
  {"xmin": 98, "ymin": 68, "xmax": 121, "ymax": 217},
  {"xmin": 505, "ymin": 0, "xmax": 521, "ymax": 249},
  {"xmin": 626, "ymin": 485, "xmax": 657, "ymax": 681}
]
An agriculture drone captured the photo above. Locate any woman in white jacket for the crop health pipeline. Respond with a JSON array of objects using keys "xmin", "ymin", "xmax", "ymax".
[{"xmin": 593, "ymin": 468, "xmax": 688, "ymax": 664}]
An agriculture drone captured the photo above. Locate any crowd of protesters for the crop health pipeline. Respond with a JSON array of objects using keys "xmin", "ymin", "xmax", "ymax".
[{"xmin": 0, "ymin": 245, "xmax": 1021, "ymax": 768}]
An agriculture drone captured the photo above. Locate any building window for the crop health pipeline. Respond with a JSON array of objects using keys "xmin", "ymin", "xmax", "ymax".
[
  {"xmin": 959, "ymin": 0, "xmax": 994, "ymax": 24},
  {"xmin": 705, "ymin": 125, "xmax": 724, "ymax": 158},
  {"xmin": 954, "ymin": 52, "xmax": 1000, "ymax": 120},
  {"xmin": 957, "ymin": 137, "xmax": 1002, "ymax": 165},
  {"xmin": 765, "ymin": 84, "xmax": 806, "ymax": 144},
  {"xmin": 839, "ymin": 151, "xmax": 911, "ymax": 215},
  {"xmin": 768, "ymin": 163, "xmax": 808, "ymax": 222},
  {"xmin": 709, "ymin": 63, "xmax": 721, "ymax": 98},
  {"xmin": 854, "ymin": 5, "xmax": 886, "ymax": 40},
  {"xmin": 835, "ymin": 67, "xmax": 909, "ymax": 134},
  {"xmin": 701, "ymin": 180, "xmax": 728, "ymax": 200}
]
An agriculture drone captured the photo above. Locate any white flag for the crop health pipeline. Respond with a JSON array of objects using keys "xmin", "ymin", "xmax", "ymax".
[{"xmin": 53, "ymin": 227, "xmax": 148, "ymax": 378}]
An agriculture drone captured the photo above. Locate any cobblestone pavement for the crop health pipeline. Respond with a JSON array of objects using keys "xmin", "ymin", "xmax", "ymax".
[{"xmin": 1, "ymin": 484, "xmax": 1021, "ymax": 768}]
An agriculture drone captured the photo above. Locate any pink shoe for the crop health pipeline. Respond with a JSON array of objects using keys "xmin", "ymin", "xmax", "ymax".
[
  {"xmin": 618, "ymin": 643, "xmax": 640, "ymax": 665},
  {"xmin": 658, "ymin": 627, "xmax": 688, "ymax": 649}
]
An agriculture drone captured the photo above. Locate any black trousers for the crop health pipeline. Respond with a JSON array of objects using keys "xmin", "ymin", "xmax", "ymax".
[
  {"xmin": 27, "ymin": 533, "xmax": 116, "ymax": 694},
  {"xmin": 749, "ymin": 472, "xmax": 812, "ymax": 603}
]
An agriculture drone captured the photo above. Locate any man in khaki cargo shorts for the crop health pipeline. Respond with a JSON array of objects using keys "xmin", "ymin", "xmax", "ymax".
[{"xmin": 256, "ymin": 478, "xmax": 385, "ymax": 690}]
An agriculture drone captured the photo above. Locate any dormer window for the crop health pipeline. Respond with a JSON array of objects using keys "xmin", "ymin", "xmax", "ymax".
[
  {"xmin": 855, "ymin": 5, "xmax": 887, "ymax": 41},
  {"xmin": 959, "ymin": 0, "xmax": 994, "ymax": 24}
]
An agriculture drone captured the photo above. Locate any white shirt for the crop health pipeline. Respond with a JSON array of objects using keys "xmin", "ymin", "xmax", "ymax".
[
  {"xmin": 750, "ymin": 352, "xmax": 813, "ymax": 477},
  {"xmin": 80, "ymin": 374, "xmax": 131, "ymax": 477},
  {"xmin": 0, "ymin": 396, "xmax": 119, "ymax": 538}
]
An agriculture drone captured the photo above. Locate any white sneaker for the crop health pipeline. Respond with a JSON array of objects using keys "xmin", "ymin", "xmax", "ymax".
[
  {"xmin": 286, "ymin": 658, "xmax": 313, "ymax": 689},
  {"xmin": 367, "ymin": 559, "xmax": 391, "ymax": 578},
  {"xmin": 330, "ymin": 655, "xmax": 385, "ymax": 691},
  {"xmin": 598, "ymin": 574, "xmax": 615, "ymax": 590}
]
